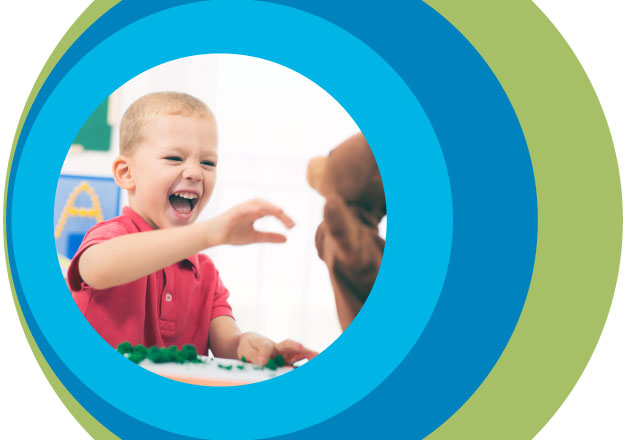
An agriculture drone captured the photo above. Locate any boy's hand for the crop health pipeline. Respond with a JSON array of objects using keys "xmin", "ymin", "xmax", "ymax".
[
  {"xmin": 209, "ymin": 199, "xmax": 295, "ymax": 246},
  {"xmin": 274, "ymin": 339, "xmax": 319, "ymax": 365},
  {"xmin": 236, "ymin": 332, "xmax": 318, "ymax": 366}
]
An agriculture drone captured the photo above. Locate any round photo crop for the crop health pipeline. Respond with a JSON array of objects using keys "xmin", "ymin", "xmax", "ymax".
[{"xmin": 54, "ymin": 54, "xmax": 387, "ymax": 386}]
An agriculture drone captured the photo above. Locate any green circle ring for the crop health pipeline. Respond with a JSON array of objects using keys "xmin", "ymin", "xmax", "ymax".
[
  {"xmin": 426, "ymin": 1, "xmax": 622, "ymax": 439},
  {"xmin": 4, "ymin": 1, "xmax": 621, "ymax": 439}
]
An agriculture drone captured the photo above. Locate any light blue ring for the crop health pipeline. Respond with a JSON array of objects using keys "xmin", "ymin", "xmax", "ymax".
[{"xmin": 12, "ymin": 2, "xmax": 452, "ymax": 438}]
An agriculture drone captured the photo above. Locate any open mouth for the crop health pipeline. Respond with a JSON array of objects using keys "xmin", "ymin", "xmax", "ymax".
[{"xmin": 168, "ymin": 191, "xmax": 199, "ymax": 216}]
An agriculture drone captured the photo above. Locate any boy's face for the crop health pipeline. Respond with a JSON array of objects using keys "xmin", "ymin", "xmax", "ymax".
[{"xmin": 127, "ymin": 114, "xmax": 218, "ymax": 229}]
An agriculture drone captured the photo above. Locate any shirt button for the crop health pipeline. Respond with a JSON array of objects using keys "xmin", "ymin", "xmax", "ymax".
[{"xmin": 165, "ymin": 293, "xmax": 173, "ymax": 302}]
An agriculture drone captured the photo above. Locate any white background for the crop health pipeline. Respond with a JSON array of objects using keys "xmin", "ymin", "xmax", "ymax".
[{"xmin": 0, "ymin": 1, "xmax": 623, "ymax": 438}]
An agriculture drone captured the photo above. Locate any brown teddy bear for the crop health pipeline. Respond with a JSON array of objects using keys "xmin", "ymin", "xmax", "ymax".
[{"xmin": 307, "ymin": 133, "xmax": 386, "ymax": 330}]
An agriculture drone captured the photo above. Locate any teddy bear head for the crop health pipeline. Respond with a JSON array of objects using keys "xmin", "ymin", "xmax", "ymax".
[{"xmin": 307, "ymin": 133, "xmax": 386, "ymax": 224}]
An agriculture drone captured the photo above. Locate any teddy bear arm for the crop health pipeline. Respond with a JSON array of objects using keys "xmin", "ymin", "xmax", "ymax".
[
  {"xmin": 331, "ymin": 275, "xmax": 364, "ymax": 331},
  {"xmin": 324, "ymin": 196, "xmax": 372, "ymax": 262},
  {"xmin": 314, "ymin": 221, "xmax": 327, "ymax": 260},
  {"xmin": 332, "ymin": 253, "xmax": 382, "ymax": 305}
]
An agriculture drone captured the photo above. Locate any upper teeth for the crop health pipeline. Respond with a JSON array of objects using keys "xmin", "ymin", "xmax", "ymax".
[{"xmin": 174, "ymin": 192, "xmax": 197, "ymax": 199}]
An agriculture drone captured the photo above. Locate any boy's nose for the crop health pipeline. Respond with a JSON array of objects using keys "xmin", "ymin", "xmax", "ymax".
[{"xmin": 182, "ymin": 162, "xmax": 202, "ymax": 181}]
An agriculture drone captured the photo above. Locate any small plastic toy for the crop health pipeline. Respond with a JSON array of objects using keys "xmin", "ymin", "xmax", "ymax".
[{"xmin": 116, "ymin": 341, "xmax": 133, "ymax": 355}]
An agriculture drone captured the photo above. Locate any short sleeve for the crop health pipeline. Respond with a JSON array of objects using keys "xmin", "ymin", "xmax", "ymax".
[
  {"xmin": 67, "ymin": 222, "xmax": 131, "ymax": 292},
  {"xmin": 210, "ymin": 270, "xmax": 233, "ymax": 320}
]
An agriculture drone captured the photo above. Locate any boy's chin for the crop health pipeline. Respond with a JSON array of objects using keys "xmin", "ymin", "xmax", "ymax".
[{"xmin": 166, "ymin": 208, "xmax": 196, "ymax": 227}]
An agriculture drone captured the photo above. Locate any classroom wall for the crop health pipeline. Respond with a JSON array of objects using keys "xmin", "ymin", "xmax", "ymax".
[{"xmin": 59, "ymin": 54, "xmax": 367, "ymax": 352}]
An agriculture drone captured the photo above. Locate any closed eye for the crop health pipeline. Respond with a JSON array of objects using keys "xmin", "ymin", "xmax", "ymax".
[
  {"xmin": 165, "ymin": 156, "xmax": 183, "ymax": 162},
  {"xmin": 201, "ymin": 161, "xmax": 216, "ymax": 167}
]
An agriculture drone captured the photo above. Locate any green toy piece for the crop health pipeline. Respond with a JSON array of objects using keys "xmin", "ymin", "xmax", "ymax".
[
  {"xmin": 274, "ymin": 354, "xmax": 285, "ymax": 367},
  {"xmin": 133, "ymin": 344, "xmax": 147, "ymax": 356},
  {"xmin": 159, "ymin": 347, "xmax": 170, "ymax": 362},
  {"xmin": 164, "ymin": 345, "xmax": 182, "ymax": 363},
  {"xmin": 119, "ymin": 341, "xmax": 286, "ymax": 370},
  {"xmin": 118, "ymin": 342, "xmax": 201, "ymax": 365},
  {"xmin": 128, "ymin": 351, "xmax": 146, "ymax": 364},
  {"xmin": 239, "ymin": 354, "xmax": 285, "ymax": 370},
  {"xmin": 181, "ymin": 344, "xmax": 198, "ymax": 361},
  {"xmin": 117, "ymin": 341, "xmax": 133, "ymax": 355},
  {"xmin": 147, "ymin": 346, "xmax": 164, "ymax": 363}
]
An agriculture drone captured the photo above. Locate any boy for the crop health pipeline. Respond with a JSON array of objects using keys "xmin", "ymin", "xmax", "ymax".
[{"xmin": 68, "ymin": 91, "xmax": 317, "ymax": 366}]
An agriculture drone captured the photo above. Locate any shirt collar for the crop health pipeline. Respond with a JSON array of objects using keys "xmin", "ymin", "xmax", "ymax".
[
  {"xmin": 123, "ymin": 206, "xmax": 154, "ymax": 232},
  {"xmin": 123, "ymin": 206, "xmax": 200, "ymax": 274}
]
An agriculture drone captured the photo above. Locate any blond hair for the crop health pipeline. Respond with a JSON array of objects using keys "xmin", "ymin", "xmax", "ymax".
[{"xmin": 119, "ymin": 91, "xmax": 214, "ymax": 155}]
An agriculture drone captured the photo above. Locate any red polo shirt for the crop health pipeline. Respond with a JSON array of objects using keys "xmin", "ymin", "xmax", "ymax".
[{"xmin": 68, "ymin": 207, "xmax": 233, "ymax": 355}]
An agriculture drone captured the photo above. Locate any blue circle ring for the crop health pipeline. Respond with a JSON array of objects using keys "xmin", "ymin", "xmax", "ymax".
[{"xmin": 8, "ymin": 2, "xmax": 452, "ymax": 438}]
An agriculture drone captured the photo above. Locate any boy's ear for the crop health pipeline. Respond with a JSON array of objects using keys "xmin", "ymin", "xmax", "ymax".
[{"xmin": 112, "ymin": 156, "xmax": 135, "ymax": 190}]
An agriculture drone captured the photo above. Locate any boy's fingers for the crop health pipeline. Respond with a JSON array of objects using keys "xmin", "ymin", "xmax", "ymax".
[
  {"xmin": 288, "ymin": 349, "xmax": 318, "ymax": 360},
  {"xmin": 249, "ymin": 337, "xmax": 274, "ymax": 365},
  {"xmin": 255, "ymin": 201, "xmax": 295, "ymax": 229},
  {"xmin": 276, "ymin": 339, "xmax": 319, "ymax": 364},
  {"xmin": 276, "ymin": 339, "xmax": 303, "ymax": 352},
  {"xmin": 305, "ymin": 349, "xmax": 319, "ymax": 359},
  {"xmin": 254, "ymin": 231, "xmax": 287, "ymax": 243},
  {"xmin": 256, "ymin": 341, "xmax": 274, "ymax": 366},
  {"xmin": 283, "ymin": 351, "xmax": 318, "ymax": 365},
  {"xmin": 275, "ymin": 210, "xmax": 295, "ymax": 229}
]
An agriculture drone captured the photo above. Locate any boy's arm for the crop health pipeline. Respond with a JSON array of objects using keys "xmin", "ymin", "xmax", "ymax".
[
  {"xmin": 79, "ymin": 199, "xmax": 294, "ymax": 289},
  {"xmin": 208, "ymin": 316, "xmax": 246, "ymax": 360},
  {"xmin": 79, "ymin": 221, "xmax": 213, "ymax": 289},
  {"xmin": 208, "ymin": 316, "xmax": 275, "ymax": 364}
]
